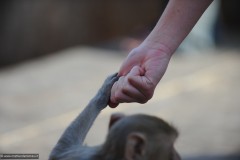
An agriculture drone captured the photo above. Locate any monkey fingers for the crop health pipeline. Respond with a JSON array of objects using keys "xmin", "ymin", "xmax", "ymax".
[{"xmin": 94, "ymin": 73, "xmax": 119, "ymax": 109}]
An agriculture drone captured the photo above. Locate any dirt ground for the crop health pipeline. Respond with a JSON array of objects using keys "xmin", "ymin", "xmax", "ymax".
[{"xmin": 0, "ymin": 47, "xmax": 239, "ymax": 160}]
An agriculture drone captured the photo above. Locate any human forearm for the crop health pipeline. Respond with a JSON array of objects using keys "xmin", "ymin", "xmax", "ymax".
[
  {"xmin": 109, "ymin": 0, "xmax": 213, "ymax": 107},
  {"xmin": 143, "ymin": 0, "xmax": 213, "ymax": 56}
]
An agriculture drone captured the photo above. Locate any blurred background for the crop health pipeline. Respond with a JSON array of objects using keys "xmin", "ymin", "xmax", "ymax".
[{"xmin": 0, "ymin": 0, "xmax": 239, "ymax": 160}]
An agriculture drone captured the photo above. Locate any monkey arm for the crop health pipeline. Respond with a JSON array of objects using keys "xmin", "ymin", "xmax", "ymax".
[{"xmin": 49, "ymin": 73, "xmax": 118, "ymax": 160}]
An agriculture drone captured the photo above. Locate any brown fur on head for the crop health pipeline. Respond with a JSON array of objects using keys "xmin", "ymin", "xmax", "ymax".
[{"xmin": 101, "ymin": 114, "xmax": 180, "ymax": 160}]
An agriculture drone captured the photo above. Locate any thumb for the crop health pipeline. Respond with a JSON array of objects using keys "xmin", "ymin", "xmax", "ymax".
[
  {"xmin": 108, "ymin": 101, "xmax": 119, "ymax": 108},
  {"xmin": 127, "ymin": 66, "xmax": 145, "ymax": 77}
]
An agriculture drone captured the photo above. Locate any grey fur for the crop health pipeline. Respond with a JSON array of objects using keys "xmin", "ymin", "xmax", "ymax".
[{"xmin": 49, "ymin": 73, "xmax": 118, "ymax": 160}]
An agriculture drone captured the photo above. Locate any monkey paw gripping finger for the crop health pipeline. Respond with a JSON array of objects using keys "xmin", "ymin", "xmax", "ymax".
[
  {"xmin": 94, "ymin": 73, "xmax": 119, "ymax": 108},
  {"xmin": 102, "ymin": 73, "xmax": 119, "ymax": 91}
]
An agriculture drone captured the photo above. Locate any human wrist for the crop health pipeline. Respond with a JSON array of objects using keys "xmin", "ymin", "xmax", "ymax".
[
  {"xmin": 138, "ymin": 40, "xmax": 173, "ymax": 60},
  {"xmin": 141, "ymin": 39, "xmax": 174, "ymax": 58}
]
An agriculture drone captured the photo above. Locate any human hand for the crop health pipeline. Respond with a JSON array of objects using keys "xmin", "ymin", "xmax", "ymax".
[{"xmin": 109, "ymin": 44, "xmax": 171, "ymax": 108}]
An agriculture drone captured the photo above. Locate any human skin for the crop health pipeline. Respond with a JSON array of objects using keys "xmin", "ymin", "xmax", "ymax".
[{"xmin": 109, "ymin": 0, "xmax": 213, "ymax": 108}]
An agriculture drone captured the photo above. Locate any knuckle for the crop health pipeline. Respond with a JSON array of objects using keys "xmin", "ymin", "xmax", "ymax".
[
  {"xmin": 114, "ymin": 92, "xmax": 123, "ymax": 103},
  {"xmin": 127, "ymin": 75, "xmax": 134, "ymax": 82},
  {"xmin": 111, "ymin": 82, "xmax": 117, "ymax": 91},
  {"xmin": 142, "ymin": 85, "xmax": 154, "ymax": 98},
  {"xmin": 110, "ymin": 95, "xmax": 118, "ymax": 104},
  {"xmin": 139, "ymin": 99, "xmax": 148, "ymax": 104},
  {"xmin": 122, "ymin": 86, "xmax": 129, "ymax": 95},
  {"xmin": 145, "ymin": 91, "xmax": 154, "ymax": 100}
]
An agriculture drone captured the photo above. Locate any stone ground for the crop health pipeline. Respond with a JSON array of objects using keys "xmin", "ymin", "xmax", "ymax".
[{"xmin": 0, "ymin": 47, "xmax": 239, "ymax": 160}]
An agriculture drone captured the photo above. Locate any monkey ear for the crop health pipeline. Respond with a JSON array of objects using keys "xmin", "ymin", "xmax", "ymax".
[
  {"xmin": 125, "ymin": 132, "xmax": 146, "ymax": 160},
  {"xmin": 108, "ymin": 113, "xmax": 125, "ymax": 129}
]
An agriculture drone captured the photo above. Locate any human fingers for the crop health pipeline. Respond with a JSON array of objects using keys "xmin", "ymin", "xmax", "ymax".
[
  {"xmin": 110, "ymin": 76, "xmax": 137, "ymax": 104},
  {"xmin": 110, "ymin": 66, "xmax": 148, "ymax": 105},
  {"xmin": 128, "ymin": 75, "xmax": 155, "ymax": 101},
  {"xmin": 108, "ymin": 101, "xmax": 119, "ymax": 108},
  {"xmin": 121, "ymin": 80, "xmax": 148, "ymax": 104},
  {"xmin": 121, "ymin": 66, "xmax": 148, "ymax": 103},
  {"xmin": 109, "ymin": 77, "xmax": 121, "ymax": 108}
]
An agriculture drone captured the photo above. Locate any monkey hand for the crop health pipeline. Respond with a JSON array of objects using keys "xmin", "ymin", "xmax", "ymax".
[{"xmin": 93, "ymin": 73, "xmax": 119, "ymax": 109}]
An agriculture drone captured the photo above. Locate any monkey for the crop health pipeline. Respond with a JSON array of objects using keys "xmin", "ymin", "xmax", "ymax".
[{"xmin": 49, "ymin": 73, "xmax": 181, "ymax": 160}]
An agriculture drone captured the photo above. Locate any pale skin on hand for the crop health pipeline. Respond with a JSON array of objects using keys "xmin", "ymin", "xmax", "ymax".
[
  {"xmin": 109, "ymin": 0, "xmax": 213, "ymax": 108},
  {"xmin": 109, "ymin": 46, "xmax": 171, "ymax": 107}
]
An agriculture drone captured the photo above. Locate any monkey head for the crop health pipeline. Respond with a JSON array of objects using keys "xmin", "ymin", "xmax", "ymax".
[{"xmin": 100, "ymin": 113, "xmax": 181, "ymax": 160}]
